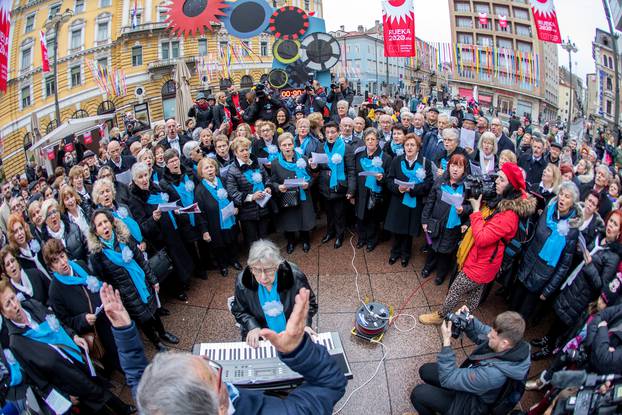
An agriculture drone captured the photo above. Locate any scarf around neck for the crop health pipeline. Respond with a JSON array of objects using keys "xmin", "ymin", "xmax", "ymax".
[
  {"xmin": 277, "ymin": 153, "xmax": 311, "ymax": 201},
  {"xmin": 325, "ymin": 138, "xmax": 346, "ymax": 188},
  {"xmin": 202, "ymin": 178, "xmax": 235, "ymax": 230},
  {"xmin": 257, "ymin": 273, "xmax": 286, "ymax": 334}
]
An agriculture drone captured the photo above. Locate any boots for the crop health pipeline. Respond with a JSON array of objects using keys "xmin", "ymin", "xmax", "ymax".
[{"xmin": 419, "ymin": 311, "xmax": 444, "ymax": 325}]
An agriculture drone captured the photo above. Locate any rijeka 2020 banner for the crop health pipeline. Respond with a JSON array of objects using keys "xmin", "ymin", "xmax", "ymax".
[
  {"xmin": 382, "ymin": 0, "xmax": 416, "ymax": 57},
  {"xmin": 530, "ymin": 0, "xmax": 562, "ymax": 44},
  {"xmin": 0, "ymin": 0, "xmax": 11, "ymax": 93}
]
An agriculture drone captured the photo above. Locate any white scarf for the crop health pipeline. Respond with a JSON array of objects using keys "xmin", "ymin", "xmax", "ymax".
[
  {"xmin": 47, "ymin": 222, "xmax": 66, "ymax": 243},
  {"xmin": 479, "ymin": 152, "xmax": 495, "ymax": 174},
  {"xmin": 19, "ymin": 246, "xmax": 51, "ymax": 281},
  {"xmin": 68, "ymin": 208, "xmax": 89, "ymax": 237},
  {"xmin": 11, "ymin": 269, "xmax": 33, "ymax": 298}
]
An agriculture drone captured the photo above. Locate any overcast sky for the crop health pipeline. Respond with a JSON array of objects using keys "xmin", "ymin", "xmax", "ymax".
[{"xmin": 323, "ymin": 0, "xmax": 610, "ymax": 79}]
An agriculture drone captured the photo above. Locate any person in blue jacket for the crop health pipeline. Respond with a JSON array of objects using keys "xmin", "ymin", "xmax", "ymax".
[{"xmin": 136, "ymin": 288, "xmax": 347, "ymax": 415}]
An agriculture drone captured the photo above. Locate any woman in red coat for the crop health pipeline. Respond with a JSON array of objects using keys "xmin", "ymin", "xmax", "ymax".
[{"xmin": 419, "ymin": 162, "xmax": 537, "ymax": 325}]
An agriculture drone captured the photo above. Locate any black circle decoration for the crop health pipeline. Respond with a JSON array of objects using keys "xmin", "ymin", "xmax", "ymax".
[
  {"xmin": 286, "ymin": 61, "xmax": 312, "ymax": 88},
  {"xmin": 268, "ymin": 69, "xmax": 289, "ymax": 89},
  {"xmin": 222, "ymin": 0, "xmax": 272, "ymax": 39},
  {"xmin": 268, "ymin": 6, "xmax": 309, "ymax": 40},
  {"xmin": 300, "ymin": 33, "xmax": 341, "ymax": 72},
  {"xmin": 273, "ymin": 39, "xmax": 301, "ymax": 65}
]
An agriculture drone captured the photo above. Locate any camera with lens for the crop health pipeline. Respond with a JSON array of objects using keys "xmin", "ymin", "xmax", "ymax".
[
  {"xmin": 255, "ymin": 84, "xmax": 267, "ymax": 99},
  {"xmin": 560, "ymin": 348, "xmax": 589, "ymax": 365},
  {"xmin": 330, "ymin": 83, "xmax": 339, "ymax": 90},
  {"xmin": 463, "ymin": 174, "xmax": 497, "ymax": 201},
  {"xmin": 445, "ymin": 310, "xmax": 471, "ymax": 339},
  {"xmin": 551, "ymin": 371, "xmax": 622, "ymax": 414}
]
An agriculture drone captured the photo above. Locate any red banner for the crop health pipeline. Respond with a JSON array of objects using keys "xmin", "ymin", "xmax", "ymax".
[
  {"xmin": 0, "ymin": 0, "xmax": 11, "ymax": 92},
  {"xmin": 382, "ymin": 0, "xmax": 415, "ymax": 57},
  {"xmin": 83, "ymin": 131, "xmax": 92, "ymax": 145},
  {"xmin": 530, "ymin": 0, "xmax": 562, "ymax": 44},
  {"xmin": 40, "ymin": 30, "xmax": 50, "ymax": 73}
]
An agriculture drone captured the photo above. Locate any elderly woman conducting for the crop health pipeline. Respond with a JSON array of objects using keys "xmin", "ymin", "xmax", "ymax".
[{"xmin": 231, "ymin": 240, "xmax": 318, "ymax": 347}]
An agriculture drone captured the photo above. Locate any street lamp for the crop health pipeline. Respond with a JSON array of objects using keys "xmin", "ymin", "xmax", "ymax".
[
  {"xmin": 561, "ymin": 38, "xmax": 578, "ymax": 126},
  {"xmin": 45, "ymin": 8, "xmax": 73, "ymax": 127}
]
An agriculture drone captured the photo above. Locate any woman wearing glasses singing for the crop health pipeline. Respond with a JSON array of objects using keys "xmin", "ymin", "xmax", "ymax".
[{"xmin": 231, "ymin": 239, "xmax": 318, "ymax": 348}]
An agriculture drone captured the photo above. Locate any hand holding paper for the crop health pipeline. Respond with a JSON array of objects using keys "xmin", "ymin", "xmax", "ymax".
[
  {"xmin": 284, "ymin": 178, "xmax": 307, "ymax": 188},
  {"xmin": 394, "ymin": 179, "xmax": 416, "ymax": 189},
  {"xmin": 311, "ymin": 152, "xmax": 329, "ymax": 164}
]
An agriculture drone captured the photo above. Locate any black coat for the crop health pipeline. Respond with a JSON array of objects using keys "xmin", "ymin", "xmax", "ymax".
[
  {"xmin": 88, "ymin": 220, "xmax": 158, "ymax": 323},
  {"xmin": 211, "ymin": 104, "xmax": 226, "ymax": 130},
  {"xmin": 15, "ymin": 246, "xmax": 51, "ymax": 281},
  {"xmin": 226, "ymin": 94, "xmax": 249, "ymax": 127},
  {"xmin": 159, "ymin": 169, "xmax": 201, "ymax": 242},
  {"xmin": 188, "ymin": 105, "xmax": 213, "ymax": 129},
  {"xmin": 294, "ymin": 134, "xmax": 322, "ymax": 159},
  {"xmin": 6, "ymin": 300, "xmax": 114, "ymax": 412},
  {"xmin": 516, "ymin": 201, "xmax": 581, "ymax": 298},
  {"xmin": 496, "ymin": 133, "xmax": 515, "ymax": 156},
  {"xmin": 10, "ymin": 268, "xmax": 49, "ymax": 305},
  {"xmin": 353, "ymin": 147, "xmax": 392, "ymax": 220},
  {"xmin": 231, "ymin": 261, "xmax": 318, "ymax": 339},
  {"xmin": 194, "ymin": 177, "xmax": 238, "ymax": 248},
  {"xmin": 114, "ymin": 180, "xmax": 132, "ymax": 207},
  {"xmin": 384, "ymin": 153, "xmax": 434, "ymax": 236},
  {"xmin": 518, "ymin": 153, "xmax": 548, "ymax": 186},
  {"xmin": 43, "ymin": 220, "xmax": 87, "ymax": 261},
  {"xmin": 225, "ymin": 156, "xmax": 273, "ymax": 222},
  {"xmin": 579, "ymin": 181, "xmax": 613, "ymax": 220},
  {"xmin": 580, "ymin": 212, "xmax": 606, "ymax": 252},
  {"xmin": 107, "ymin": 155, "xmax": 136, "ymax": 175},
  {"xmin": 422, "ymin": 177, "xmax": 473, "ymax": 253},
  {"xmin": 554, "ymin": 240, "xmax": 622, "ymax": 327},
  {"xmin": 278, "ymin": 122, "xmax": 296, "ymax": 135},
  {"xmin": 327, "ymin": 87, "xmax": 355, "ymax": 116},
  {"xmin": 270, "ymin": 155, "xmax": 316, "ymax": 232},
  {"xmin": 243, "ymin": 96, "xmax": 284, "ymax": 124},
  {"xmin": 313, "ymin": 140, "xmax": 357, "ymax": 200},
  {"xmin": 584, "ymin": 304, "xmax": 622, "ymax": 375},
  {"xmin": 127, "ymin": 182, "xmax": 194, "ymax": 282}
]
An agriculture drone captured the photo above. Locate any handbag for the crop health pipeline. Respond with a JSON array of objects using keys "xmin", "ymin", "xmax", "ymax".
[
  {"xmin": 279, "ymin": 190, "xmax": 300, "ymax": 208},
  {"xmin": 148, "ymin": 249, "xmax": 173, "ymax": 283},
  {"xmin": 426, "ymin": 219, "xmax": 441, "ymax": 239},
  {"xmin": 367, "ymin": 191, "xmax": 383, "ymax": 210}
]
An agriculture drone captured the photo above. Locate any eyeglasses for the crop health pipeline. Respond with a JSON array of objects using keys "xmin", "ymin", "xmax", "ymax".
[
  {"xmin": 201, "ymin": 357, "xmax": 223, "ymax": 394},
  {"xmin": 46, "ymin": 209, "xmax": 59, "ymax": 218},
  {"xmin": 250, "ymin": 266, "xmax": 277, "ymax": 276}
]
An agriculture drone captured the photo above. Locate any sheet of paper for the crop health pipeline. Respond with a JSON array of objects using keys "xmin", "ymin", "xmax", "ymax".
[
  {"xmin": 460, "ymin": 128, "xmax": 476, "ymax": 150},
  {"xmin": 81, "ymin": 346, "xmax": 96, "ymax": 377},
  {"xmin": 258, "ymin": 157, "xmax": 270, "ymax": 166},
  {"xmin": 394, "ymin": 179, "xmax": 416, "ymax": 189},
  {"xmin": 256, "ymin": 192, "xmax": 272, "ymax": 208},
  {"xmin": 359, "ymin": 171, "xmax": 379, "ymax": 177},
  {"xmin": 310, "ymin": 152, "xmax": 329, "ymax": 164},
  {"xmin": 178, "ymin": 202, "xmax": 201, "ymax": 214},
  {"xmin": 430, "ymin": 160, "xmax": 443, "ymax": 177},
  {"xmin": 284, "ymin": 178, "xmax": 307, "ymax": 188},
  {"xmin": 155, "ymin": 291, "xmax": 162, "ymax": 309},
  {"xmin": 469, "ymin": 161, "xmax": 482, "ymax": 176},
  {"xmin": 221, "ymin": 201, "xmax": 236, "ymax": 221},
  {"xmin": 94, "ymin": 305, "xmax": 104, "ymax": 316},
  {"xmin": 578, "ymin": 233, "xmax": 588, "ymax": 256},
  {"xmin": 158, "ymin": 202, "xmax": 179, "ymax": 212},
  {"xmin": 45, "ymin": 388, "xmax": 72, "ymax": 415},
  {"xmin": 115, "ymin": 170, "xmax": 132, "ymax": 186},
  {"xmin": 441, "ymin": 190, "xmax": 464, "ymax": 209}
]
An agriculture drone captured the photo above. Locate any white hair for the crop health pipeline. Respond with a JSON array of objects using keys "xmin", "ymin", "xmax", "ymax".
[
  {"xmin": 183, "ymin": 141, "xmax": 200, "ymax": 159},
  {"xmin": 131, "ymin": 162, "xmax": 150, "ymax": 181},
  {"xmin": 247, "ymin": 239, "xmax": 282, "ymax": 268}
]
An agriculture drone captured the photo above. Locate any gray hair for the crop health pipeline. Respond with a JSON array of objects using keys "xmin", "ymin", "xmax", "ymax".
[
  {"xmin": 131, "ymin": 162, "xmax": 150, "ymax": 181},
  {"xmin": 192, "ymin": 127, "xmax": 203, "ymax": 141},
  {"xmin": 401, "ymin": 111, "xmax": 414, "ymax": 120},
  {"xmin": 40, "ymin": 198, "xmax": 59, "ymax": 220},
  {"xmin": 137, "ymin": 352, "xmax": 219, "ymax": 415},
  {"xmin": 478, "ymin": 131, "xmax": 498, "ymax": 154},
  {"xmin": 595, "ymin": 165, "xmax": 612, "ymax": 182},
  {"xmin": 91, "ymin": 179, "xmax": 115, "ymax": 204},
  {"xmin": 247, "ymin": 239, "xmax": 282, "ymax": 268},
  {"xmin": 137, "ymin": 148, "xmax": 154, "ymax": 163},
  {"xmin": 97, "ymin": 165, "xmax": 114, "ymax": 179},
  {"xmin": 442, "ymin": 128, "xmax": 460, "ymax": 143},
  {"xmin": 337, "ymin": 100, "xmax": 349, "ymax": 110},
  {"xmin": 558, "ymin": 181, "xmax": 580, "ymax": 206},
  {"xmin": 183, "ymin": 141, "xmax": 200, "ymax": 159}
]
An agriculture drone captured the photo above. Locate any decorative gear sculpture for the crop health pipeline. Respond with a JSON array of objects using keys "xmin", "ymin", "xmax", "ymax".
[{"xmin": 165, "ymin": 0, "xmax": 229, "ymax": 37}]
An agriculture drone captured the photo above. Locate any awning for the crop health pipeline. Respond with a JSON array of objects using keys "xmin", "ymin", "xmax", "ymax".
[{"xmin": 30, "ymin": 113, "xmax": 115, "ymax": 152}]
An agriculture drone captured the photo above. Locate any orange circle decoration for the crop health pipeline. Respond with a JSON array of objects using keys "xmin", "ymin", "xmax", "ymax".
[
  {"xmin": 165, "ymin": 0, "xmax": 229, "ymax": 37},
  {"xmin": 268, "ymin": 6, "xmax": 309, "ymax": 40}
]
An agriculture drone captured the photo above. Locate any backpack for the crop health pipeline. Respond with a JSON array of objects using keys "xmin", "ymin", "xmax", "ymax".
[
  {"xmin": 490, "ymin": 377, "xmax": 527, "ymax": 415},
  {"xmin": 503, "ymin": 216, "xmax": 535, "ymax": 260}
]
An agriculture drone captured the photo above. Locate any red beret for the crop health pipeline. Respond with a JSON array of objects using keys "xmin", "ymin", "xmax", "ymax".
[{"xmin": 501, "ymin": 162, "xmax": 526, "ymax": 193}]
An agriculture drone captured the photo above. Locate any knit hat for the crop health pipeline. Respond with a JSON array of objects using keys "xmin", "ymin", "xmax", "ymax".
[
  {"xmin": 501, "ymin": 162, "xmax": 526, "ymax": 194},
  {"xmin": 601, "ymin": 271, "xmax": 622, "ymax": 306}
]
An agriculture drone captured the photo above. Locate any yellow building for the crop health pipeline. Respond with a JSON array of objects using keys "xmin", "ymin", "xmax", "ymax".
[{"xmin": 0, "ymin": 0, "xmax": 325, "ymax": 177}]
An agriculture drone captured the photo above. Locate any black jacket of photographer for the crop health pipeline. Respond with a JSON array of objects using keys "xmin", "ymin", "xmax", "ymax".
[
  {"xmin": 296, "ymin": 91, "xmax": 327, "ymax": 115},
  {"xmin": 188, "ymin": 105, "xmax": 213, "ymax": 129},
  {"xmin": 584, "ymin": 304, "xmax": 622, "ymax": 375},
  {"xmin": 243, "ymin": 94, "xmax": 284, "ymax": 124},
  {"xmin": 327, "ymin": 85, "xmax": 355, "ymax": 116}
]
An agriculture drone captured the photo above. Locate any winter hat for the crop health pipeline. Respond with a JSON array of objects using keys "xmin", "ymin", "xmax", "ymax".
[
  {"xmin": 501, "ymin": 162, "xmax": 526, "ymax": 195},
  {"xmin": 601, "ymin": 271, "xmax": 622, "ymax": 306}
]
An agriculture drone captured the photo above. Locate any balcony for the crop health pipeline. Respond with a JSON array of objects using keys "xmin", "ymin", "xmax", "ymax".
[
  {"xmin": 147, "ymin": 56, "xmax": 198, "ymax": 71},
  {"xmin": 120, "ymin": 22, "xmax": 168, "ymax": 35}
]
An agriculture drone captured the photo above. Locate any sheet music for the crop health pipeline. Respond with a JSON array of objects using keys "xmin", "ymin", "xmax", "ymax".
[
  {"xmin": 258, "ymin": 158, "xmax": 270, "ymax": 166},
  {"xmin": 358, "ymin": 171, "xmax": 379, "ymax": 177},
  {"xmin": 310, "ymin": 152, "xmax": 329, "ymax": 164},
  {"xmin": 221, "ymin": 201, "xmax": 236, "ymax": 220},
  {"xmin": 460, "ymin": 128, "xmax": 476, "ymax": 150},
  {"xmin": 158, "ymin": 202, "xmax": 179, "ymax": 212},
  {"xmin": 44, "ymin": 389, "xmax": 72, "ymax": 415},
  {"xmin": 115, "ymin": 170, "xmax": 132, "ymax": 186},
  {"xmin": 256, "ymin": 193, "xmax": 272, "ymax": 208},
  {"xmin": 441, "ymin": 190, "xmax": 464, "ymax": 209},
  {"xmin": 284, "ymin": 178, "xmax": 307, "ymax": 188},
  {"xmin": 394, "ymin": 179, "xmax": 416, "ymax": 189}
]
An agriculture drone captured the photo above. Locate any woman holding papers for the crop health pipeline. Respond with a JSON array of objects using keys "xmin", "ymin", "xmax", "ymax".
[
  {"xmin": 354, "ymin": 129, "xmax": 392, "ymax": 252},
  {"xmin": 42, "ymin": 239, "xmax": 121, "ymax": 373},
  {"xmin": 226, "ymin": 137, "xmax": 273, "ymax": 246},
  {"xmin": 385, "ymin": 134, "xmax": 433, "ymax": 267},
  {"xmin": 421, "ymin": 153, "xmax": 472, "ymax": 285},
  {"xmin": 87, "ymin": 209, "xmax": 178, "ymax": 352},
  {"xmin": 270, "ymin": 133, "xmax": 315, "ymax": 254},
  {"xmin": 127, "ymin": 162, "xmax": 194, "ymax": 302},
  {"xmin": 195, "ymin": 157, "xmax": 242, "ymax": 277}
]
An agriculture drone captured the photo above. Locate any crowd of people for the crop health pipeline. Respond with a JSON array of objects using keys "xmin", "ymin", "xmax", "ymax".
[{"xmin": 0, "ymin": 77, "xmax": 621, "ymax": 414}]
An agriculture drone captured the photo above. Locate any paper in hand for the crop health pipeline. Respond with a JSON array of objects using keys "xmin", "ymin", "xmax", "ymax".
[
  {"xmin": 80, "ymin": 345, "xmax": 97, "ymax": 377},
  {"xmin": 115, "ymin": 170, "xmax": 132, "ymax": 186},
  {"xmin": 359, "ymin": 171, "xmax": 379, "ymax": 177},
  {"xmin": 311, "ymin": 152, "xmax": 329, "ymax": 164},
  {"xmin": 469, "ymin": 161, "xmax": 482, "ymax": 176},
  {"xmin": 221, "ymin": 201, "xmax": 236, "ymax": 221},
  {"xmin": 256, "ymin": 192, "xmax": 272, "ymax": 208},
  {"xmin": 460, "ymin": 127, "xmax": 476, "ymax": 150},
  {"xmin": 258, "ymin": 157, "xmax": 270, "ymax": 166},
  {"xmin": 45, "ymin": 388, "xmax": 72, "ymax": 415},
  {"xmin": 430, "ymin": 161, "xmax": 442, "ymax": 177},
  {"xmin": 441, "ymin": 190, "xmax": 464, "ymax": 209},
  {"xmin": 284, "ymin": 178, "xmax": 307, "ymax": 188},
  {"xmin": 178, "ymin": 202, "xmax": 201, "ymax": 214},
  {"xmin": 578, "ymin": 233, "xmax": 588, "ymax": 256},
  {"xmin": 394, "ymin": 179, "xmax": 416, "ymax": 189},
  {"xmin": 158, "ymin": 202, "xmax": 179, "ymax": 212},
  {"xmin": 95, "ymin": 305, "xmax": 104, "ymax": 316}
]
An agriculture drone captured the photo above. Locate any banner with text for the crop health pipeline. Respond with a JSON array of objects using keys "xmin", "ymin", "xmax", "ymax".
[
  {"xmin": 530, "ymin": 0, "xmax": 562, "ymax": 44},
  {"xmin": 382, "ymin": 0, "xmax": 416, "ymax": 57},
  {"xmin": 0, "ymin": 0, "xmax": 11, "ymax": 92}
]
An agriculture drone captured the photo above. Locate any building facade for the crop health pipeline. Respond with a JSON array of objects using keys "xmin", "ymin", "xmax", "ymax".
[
  {"xmin": 447, "ymin": 0, "xmax": 559, "ymax": 124},
  {"xmin": 590, "ymin": 28, "xmax": 621, "ymax": 131},
  {"xmin": 1, "ymin": 0, "xmax": 324, "ymax": 177},
  {"xmin": 609, "ymin": 0, "xmax": 622, "ymax": 31},
  {"xmin": 557, "ymin": 66, "xmax": 584, "ymax": 124}
]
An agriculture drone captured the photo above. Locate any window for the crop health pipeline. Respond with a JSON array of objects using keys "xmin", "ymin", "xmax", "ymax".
[
  {"xmin": 96, "ymin": 22, "xmax": 109, "ymax": 43},
  {"xmin": 97, "ymin": 57, "xmax": 108, "ymax": 69},
  {"xmin": 70, "ymin": 22, "xmax": 83, "ymax": 51},
  {"xmin": 603, "ymin": 55, "xmax": 608, "ymax": 67},
  {"xmin": 219, "ymin": 40, "xmax": 228, "ymax": 55},
  {"xmin": 494, "ymin": 6, "xmax": 509, "ymax": 15},
  {"xmin": 456, "ymin": 17, "xmax": 473, "ymax": 28},
  {"xmin": 477, "ymin": 35, "xmax": 493, "ymax": 47},
  {"xmin": 515, "ymin": 24, "xmax": 531, "ymax": 37},
  {"xmin": 25, "ymin": 14, "xmax": 35, "ymax": 33},
  {"xmin": 607, "ymin": 100, "xmax": 612, "ymax": 115},
  {"xmin": 304, "ymin": 0, "xmax": 310, "ymax": 9},
  {"xmin": 497, "ymin": 37, "xmax": 513, "ymax": 49},
  {"xmin": 516, "ymin": 41, "xmax": 533, "ymax": 53},
  {"xmin": 70, "ymin": 65, "xmax": 81, "ymax": 87},
  {"xmin": 198, "ymin": 39, "xmax": 208, "ymax": 56},
  {"xmin": 21, "ymin": 45, "xmax": 32, "ymax": 70},
  {"xmin": 161, "ymin": 80, "xmax": 177, "ymax": 120},
  {"xmin": 45, "ymin": 75, "xmax": 56, "ymax": 97},
  {"xmin": 607, "ymin": 76, "xmax": 613, "ymax": 91},
  {"xmin": 474, "ymin": 3, "xmax": 489, "ymax": 13},
  {"xmin": 457, "ymin": 32, "xmax": 473, "ymax": 44},
  {"xmin": 75, "ymin": 0, "xmax": 85, "ymax": 13},
  {"xmin": 158, "ymin": 7, "xmax": 168, "ymax": 22},
  {"xmin": 260, "ymin": 41, "xmax": 268, "ymax": 56},
  {"xmin": 161, "ymin": 40, "xmax": 180, "ymax": 60},
  {"xmin": 47, "ymin": 32, "xmax": 56, "ymax": 60},
  {"xmin": 132, "ymin": 45, "xmax": 143, "ymax": 66},
  {"xmin": 49, "ymin": 3, "xmax": 61, "ymax": 19},
  {"xmin": 609, "ymin": 56, "xmax": 613, "ymax": 68},
  {"xmin": 513, "ymin": 7, "xmax": 529, "ymax": 20},
  {"xmin": 100, "ymin": 0, "xmax": 111, "ymax": 6},
  {"xmin": 455, "ymin": 2, "xmax": 470, "ymax": 12},
  {"xmin": 21, "ymin": 86, "xmax": 31, "ymax": 107},
  {"xmin": 241, "ymin": 40, "xmax": 250, "ymax": 57}
]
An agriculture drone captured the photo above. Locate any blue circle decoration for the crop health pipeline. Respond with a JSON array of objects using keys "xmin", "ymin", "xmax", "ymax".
[{"xmin": 222, "ymin": 0, "xmax": 272, "ymax": 39}]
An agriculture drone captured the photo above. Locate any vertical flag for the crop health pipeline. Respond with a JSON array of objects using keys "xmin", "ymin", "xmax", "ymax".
[
  {"xmin": 0, "ymin": 0, "xmax": 11, "ymax": 92},
  {"xmin": 529, "ymin": 0, "xmax": 561, "ymax": 44},
  {"xmin": 382, "ymin": 0, "xmax": 416, "ymax": 57},
  {"xmin": 131, "ymin": 0, "xmax": 138, "ymax": 29},
  {"xmin": 40, "ymin": 30, "xmax": 50, "ymax": 73}
]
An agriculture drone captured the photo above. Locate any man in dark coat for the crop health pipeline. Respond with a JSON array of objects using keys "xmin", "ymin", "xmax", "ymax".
[
  {"xmin": 243, "ymin": 85, "xmax": 284, "ymax": 124},
  {"xmin": 508, "ymin": 113, "xmax": 522, "ymax": 135},
  {"xmin": 187, "ymin": 92, "xmax": 213, "ymax": 129},
  {"xmin": 160, "ymin": 118, "xmax": 192, "ymax": 161},
  {"xmin": 106, "ymin": 140, "xmax": 136, "ymax": 175},
  {"xmin": 327, "ymin": 77, "xmax": 355, "ymax": 118},
  {"xmin": 296, "ymin": 84, "xmax": 327, "ymax": 115},
  {"xmin": 491, "ymin": 118, "xmax": 515, "ymax": 156},
  {"xmin": 518, "ymin": 136, "xmax": 548, "ymax": 186},
  {"xmin": 450, "ymin": 103, "xmax": 464, "ymax": 128},
  {"xmin": 422, "ymin": 113, "xmax": 449, "ymax": 161}
]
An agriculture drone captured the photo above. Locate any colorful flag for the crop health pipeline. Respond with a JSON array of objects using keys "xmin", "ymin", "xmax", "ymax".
[
  {"xmin": 131, "ymin": 0, "xmax": 138, "ymax": 29},
  {"xmin": 382, "ymin": 0, "xmax": 416, "ymax": 57},
  {"xmin": 0, "ymin": 0, "xmax": 11, "ymax": 92},
  {"xmin": 530, "ymin": 0, "xmax": 561, "ymax": 44},
  {"xmin": 40, "ymin": 30, "xmax": 50, "ymax": 73}
]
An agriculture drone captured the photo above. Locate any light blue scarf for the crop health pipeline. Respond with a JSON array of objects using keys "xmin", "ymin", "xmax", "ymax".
[
  {"xmin": 360, "ymin": 153, "xmax": 384, "ymax": 193},
  {"xmin": 325, "ymin": 138, "xmax": 346, "ymax": 188},
  {"xmin": 23, "ymin": 317, "xmax": 84, "ymax": 364},
  {"xmin": 172, "ymin": 175, "xmax": 196, "ymax": 227},
  {"xmin": 112, "ymin": 207, "xmax": 143, "ymax": 243},
  {"xmin": 440, "ymin": 184, "xmax": 464, "ymax": 229},
  {"xmin": 296, "ymin": 134, "xmax": 313, "ymax": 155},
  {"xmin": 201, "ymin": 178, "xmax": 235, "ymax": 230},
  {"xmin": 147, "ymin": 192, "xmax": 177, "ymax": 230},
  {"xmin": 390, "ymin": 141, "xmax": 404, "ymax": 157},
  {"xmin": 539, "ymin": 202, "xmax": 573, "ymax": 267},
  {"xmin": 102, "ymin": 237, "xmax": 150, "ymax": 304},
  {"xmin": 257, "ymin": 273, "xmax": 286, "ymax": 333},
  {"xmin": 277, "ymin": 153, "xmax": 311, "ymax": 201},
  {"xmin": 400, "ymin": 160, "xmax": 425, "ymax": 208},
  {"xmin": 242, "ymin": 169, "xmax": 266, "ymax": 193},
  {"xmin": 263, "ymin": 143, "xmax": 279, "ymax": 162},
  {"xmin": 53, "ymin": 260, "xmax": 102, "ymax": 292}
]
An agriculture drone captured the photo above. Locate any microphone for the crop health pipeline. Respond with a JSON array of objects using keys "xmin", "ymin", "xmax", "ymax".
[{"xmin": 552, "ymin": 370, "xmax": 622, "ymax": 388}]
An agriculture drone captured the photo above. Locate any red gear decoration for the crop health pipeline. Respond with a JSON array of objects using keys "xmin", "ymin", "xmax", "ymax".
[{"xmin": 165, "ymin": 0, "xmax": 229, "ymax": 37}]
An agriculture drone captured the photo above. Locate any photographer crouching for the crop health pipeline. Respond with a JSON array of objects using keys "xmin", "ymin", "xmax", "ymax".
[{"xmin": 411, "ymin": 306, "xmax": 530, "ymax": 415}]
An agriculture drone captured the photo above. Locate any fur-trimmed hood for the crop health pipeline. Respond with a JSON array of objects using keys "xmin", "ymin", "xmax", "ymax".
[
  {"xmin": 497, "ymin": 194, "xmax": 537, "ymax": 218},
  {"xmin": 87, "ymin": 218, "xmax": 132, "ymax": 254},
  {"xmin": 577, "ymin": 170, "xmax": 594, "ymax": 184}
]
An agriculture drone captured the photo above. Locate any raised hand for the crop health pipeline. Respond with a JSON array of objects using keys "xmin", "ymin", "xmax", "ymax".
[{"xmin": 100, "ymin": 283, "xmax": 132, "ymax": 329}]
